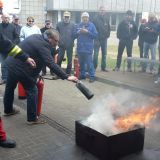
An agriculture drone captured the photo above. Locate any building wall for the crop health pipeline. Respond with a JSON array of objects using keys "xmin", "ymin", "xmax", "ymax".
[
  {"xmin": 15, "ymin": 0, "xmax": 160, "ymax": 30},
  {"xmin": 46, "ymin": 0, "xmax": 160, "ymax": 30},
  {"xmin": 47, "ymin": 0, "xmax": 160, "ymax": 13},
  {"xmin": 19, "ymin": 0, "xmax": 47, "ymax": 27}
]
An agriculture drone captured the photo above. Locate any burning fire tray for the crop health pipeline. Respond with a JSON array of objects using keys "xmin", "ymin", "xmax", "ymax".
[{"xmin": 75, "ymin": 120, "xmax": 145, "ymax": 160}]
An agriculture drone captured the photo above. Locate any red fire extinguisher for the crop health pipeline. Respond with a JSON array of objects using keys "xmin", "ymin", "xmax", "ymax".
[
  {"xmin": 74, "ymin": 55, "xmax": 80, "ymax": 78},
  {"xmin": 36, "ymin": 76, "xmax": 44, "ymax": 117},
  {"xmin": 18, "ymin": 82, "xmax": 27, "ymax": 99},
  {"xmin": 17, "ymin": 77, "xmax": 44, "ymax": 117}
]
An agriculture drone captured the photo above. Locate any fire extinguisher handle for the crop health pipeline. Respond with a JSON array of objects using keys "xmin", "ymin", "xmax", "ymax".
[{"xmin": 38, "ymin": 75, "xmax": 44, "ymax": 81}]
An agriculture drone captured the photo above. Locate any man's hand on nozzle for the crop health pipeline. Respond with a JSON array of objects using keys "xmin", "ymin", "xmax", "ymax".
[
  {"xmin": 67, "ymin": 75, "xmax": 78, "ymax": 83},
  {"xmin": 26, "ymin": 58, "xmax": 36, "ymax": 68}
]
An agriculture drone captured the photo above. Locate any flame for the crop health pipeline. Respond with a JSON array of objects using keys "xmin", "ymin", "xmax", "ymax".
[{"xmin": 115, "ymin": 106, "xmax": 160, "ymax": 132}]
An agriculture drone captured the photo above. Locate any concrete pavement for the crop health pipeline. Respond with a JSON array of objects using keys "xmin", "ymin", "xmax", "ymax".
[{"xmin": 0, "ymin": 69, "xmax": 160, "ymax": 160}]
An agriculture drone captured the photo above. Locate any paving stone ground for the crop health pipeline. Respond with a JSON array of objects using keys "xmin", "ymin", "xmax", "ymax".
[{"xmin": 0, "ymin": 69, "xmax": 160, "ymax": 160}]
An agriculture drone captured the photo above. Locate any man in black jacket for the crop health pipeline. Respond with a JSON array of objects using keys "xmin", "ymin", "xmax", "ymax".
[
  {"xmin": 93, "ymin": 6, "xmax": 110, "ymax": 72},
  {"xmin": 56, "ymin": 11, "xmax": 75, "ymax": 75},
  {"xmin": 3, "ymin": 29, "xmax": 78, "ymax": 125},
  {"xmin": 0, "ymin": 13, "xmax": 19, "ymax": 84},
  {"xmin": 40, "ymin": 20, "xmax": 54, "ymax": 76},
  {"xmin": 113, "ymin": 10, "xmax": 138, "ymax": 71},
  {"xmin": 0, "ymin": 33, "xmax": 35, "ymax": 148},
  {"xmin": 142, "ymin": 13, "xmax": 159, "ymax": 73}
]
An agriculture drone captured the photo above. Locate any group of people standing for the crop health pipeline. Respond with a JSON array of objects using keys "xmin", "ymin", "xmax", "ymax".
[{"xmin": 55, "ymin": 6, "xmax": 111, "ymax": 83}]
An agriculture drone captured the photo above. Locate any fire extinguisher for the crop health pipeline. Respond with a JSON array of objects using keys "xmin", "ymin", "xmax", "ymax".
[
  {"xmin": 36, "ymin": 76, "xmax": 44, "ymax": 117},
  {"xmin": 18, "ymin": 82, "xmax": 27, "ymax": 99},
  {"xmin": 74, "ymin": 55, "xmax": 80, "ymax": 78}
]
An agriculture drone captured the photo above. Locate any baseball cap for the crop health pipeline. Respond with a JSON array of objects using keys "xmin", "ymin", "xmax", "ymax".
[
  {"xmin": 81, "ymin": 12, "xmax": 89, "ymax": 18},
  {"xmin": 63, "ymin": 11, "xmax": 71, "ymax": 17},
  {"xmin": 13, "ymin": 15, "xmax": 19, "ymax": 19},
  {"xmin": 126, "ymin": 10, "xmax": 133, "ymax": 16},
  {"xmin": 45, "ymin": 20, "xmax": 51, "ymax": 24}
]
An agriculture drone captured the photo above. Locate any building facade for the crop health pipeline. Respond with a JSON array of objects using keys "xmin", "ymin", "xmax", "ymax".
[
  {"xmin": 46, "ymin": 0, "xmax": 160, "ymax": 30},
  {"xmin": 3, "ymin": 0, "xmax": 160, "ymax": 29}
]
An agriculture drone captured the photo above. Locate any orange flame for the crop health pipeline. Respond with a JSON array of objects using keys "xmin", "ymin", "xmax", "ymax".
[{"xmin": 115, "ymin": 106, "xmax": 160, "ymax": 132}]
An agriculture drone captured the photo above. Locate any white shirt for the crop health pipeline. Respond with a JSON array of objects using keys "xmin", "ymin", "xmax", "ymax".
[{"xmin": 20, "ymin": 25, "xmax": 41, "ymax": 41}]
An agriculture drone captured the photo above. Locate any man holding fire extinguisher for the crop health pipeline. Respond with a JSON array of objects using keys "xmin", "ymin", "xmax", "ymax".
[
  {"xmin": 3, "ymin": 29, "xmax": 78, "ymax": 125},
  {"xmin": 0, "ymin": 33, "xmax": 36, "ymax": 148}
]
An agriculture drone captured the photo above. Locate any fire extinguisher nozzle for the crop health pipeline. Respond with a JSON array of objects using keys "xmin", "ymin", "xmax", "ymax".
[{"xmin": 76, "ymin": 81, "xmax": 94, "ymax": 100}]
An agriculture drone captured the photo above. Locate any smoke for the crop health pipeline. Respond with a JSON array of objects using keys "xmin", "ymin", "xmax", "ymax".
[{"xmin": 82, "ymin": 90, "xmax": 160, "ymax": 135}]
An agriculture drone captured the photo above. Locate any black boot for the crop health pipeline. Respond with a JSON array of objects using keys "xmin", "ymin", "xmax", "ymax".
[{"xmin": 0, "ymin": 139, "xmax": 16, "ymax": 148}]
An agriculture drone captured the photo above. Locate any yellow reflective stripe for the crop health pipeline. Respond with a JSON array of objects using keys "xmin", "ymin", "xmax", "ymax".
[{"xmin": 8, "ymin": 45, "xmax": 22, "ymax": 58}]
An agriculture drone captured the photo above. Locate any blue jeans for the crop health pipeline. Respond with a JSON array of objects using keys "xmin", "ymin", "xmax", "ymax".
[
  {"xmin": 78, "ymin": 53, "xmax": 95, "ymax": 79},
  {"xmin": 57, "ymin": 47, "xmax": 73, "ymax": 74},
  {"xmin": 93, "ymin": 38, "xmax": 107, "ymax": 70},
  {"xmin": 4, "ymin": 71, "xmax": 38, "ymax": 122},
  {"xmin": 143, "ymin": 42, "xmax": 156, "ymax": 71}
]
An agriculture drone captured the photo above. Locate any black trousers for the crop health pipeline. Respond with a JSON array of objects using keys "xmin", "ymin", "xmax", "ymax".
[{"xmin": 116, "ymin": 39, "xmax": 133, "ymax": 69}]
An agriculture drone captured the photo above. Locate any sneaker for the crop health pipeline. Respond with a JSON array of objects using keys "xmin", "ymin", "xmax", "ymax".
[
  {"xmin": 51, "ymin": 75, "xmax": 60, "ymax": 80},
  {"xmin": 154, "ymin": 77, "xmax": 160, "ymax": 84},
  {"xmin": 0, "ymin": 139, "xmax": 16, "ymax": 148},
  {"xmin": 89, "ymin": 78, "xmax": 95, "ymax": 83},
  {"xmin": 27, "ymin": 118, "xmax": 46, "ymax": 125},
  {"xmin": 127, "ymin": 68, "xmax": 132, "ymax": 72},
  {"xmin": 0, "ymin": 80, "xmax": 6, "ymax": 85},
  {"xmin": 78, "ymin": 76, "xmax": 86, "ymax": 80},
  {"xmin": 150, "ymin": 70, "xmax": 157, "ymax": 75},
  {"xmin": 101, "ymin": 69, "xmax": 109, "ymax": 72},
  {"xmin": 113, "ymin": 67, "xmax": 120, "ymax": 71},
  {"xmin": 4, "ymin": 108, "xmax": 20, "ymax": 116}
]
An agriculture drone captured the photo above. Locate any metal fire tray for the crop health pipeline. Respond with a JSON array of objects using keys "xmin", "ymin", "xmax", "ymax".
[{"xmin": 75, "ymin": 120, "xmax": 145, "ymax": 160}]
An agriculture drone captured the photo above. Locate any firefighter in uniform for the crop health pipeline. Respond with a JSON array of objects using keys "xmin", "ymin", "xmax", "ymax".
[
  {"xmin": 3, "ymin": 29, "xmax": 78, "ymax": 125},
  {"xmin": 0, "ymin": 33, "xmax": 36, "ymax": 148}
]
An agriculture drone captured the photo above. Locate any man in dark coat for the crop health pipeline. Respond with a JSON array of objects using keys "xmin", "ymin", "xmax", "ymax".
[
  {"xmin": 12, "ymin": 15, "xmax": 22, "ymax": 44},
  {"xmin": 0, "ymin": 33, "xmax": 35, "ymax": 148},
  {"xmin": 3, "ymin": 29, "xmax": 78, "ymax": 125},
  {"xmin": 56, "ymin": 11, "xmax": 75, "ymax": 75},
  {"xmin": 93, "ymin": 6, "xmax": 110, "ymax": 71},
  {"xmin": 0, "ymin": 13, "xmax": 19, "ymax": 84},
  {"xmin": 138, "ymin": 19, "xmax": 147, "ymax": 58},
  {"xmin": 113, "ymin": 10, "xmax": 138, "ymax": 72},
  {"xmin": 142, "ymin": 13, "xmax": 159, "ymax": 73},
  {"xmin": 40, "ymin": 20, "xmax": 54, "ymax": 76}
]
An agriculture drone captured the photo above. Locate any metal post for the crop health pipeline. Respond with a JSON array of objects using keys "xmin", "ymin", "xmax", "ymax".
[{"xmin": 134, "ymin": 0, "xmax": 139, "ymax": 21}]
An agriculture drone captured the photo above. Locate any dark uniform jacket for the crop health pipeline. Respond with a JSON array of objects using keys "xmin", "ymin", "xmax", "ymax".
[
  {"xmin": 56, "ymin": 21, "xmax": 75, "ymax": 49},
  {"xmin": 138, "ymin": 24, "xmax": 146, "ymax": 45},
  {"xmin": 6, "ymin": 34, "xmax": 68, "ymax": 83},
  {"xmin": 0, "ymin": 22, "xmax": 19, "ymax": 44},
  {"xmin": 117, "ymin": 19, "xmax": 138, "ymax": 41},
  {"xmin": 0, "ymin": 33, "xmax": 28, "ymax": 61},
  {"xmin": 93, "ymin": 14, "xmax": 110, "ymax": 40},
  {"xmin": 12, "ymin": 23, "xmax": 22, "ymax": 44},
  {"xmin": 40, "ymin": 26, "xmax": 51, "ymax": 34}
]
